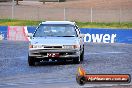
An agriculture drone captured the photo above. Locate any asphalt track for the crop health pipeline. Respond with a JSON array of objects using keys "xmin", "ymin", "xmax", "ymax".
[{"xmin": 0, "ymin": 41, "xmax": 132, "ymax": 88}]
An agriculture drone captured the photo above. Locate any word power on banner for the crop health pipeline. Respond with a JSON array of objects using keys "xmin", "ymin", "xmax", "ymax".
[{"xmin": 84, "ymin": 33, "xmax": 116, "ymax": 43}]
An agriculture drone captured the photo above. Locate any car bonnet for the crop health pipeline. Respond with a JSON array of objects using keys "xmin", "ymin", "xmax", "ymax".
[{"xmin": 30, "ymin": 37, "xmax": 79, "ymax": 45}]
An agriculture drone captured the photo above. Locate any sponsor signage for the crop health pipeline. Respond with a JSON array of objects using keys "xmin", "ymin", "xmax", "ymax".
[
  {"xmin": 76, "ymin": 66, "xmax": 131, "ymax": 85},
  {"xmin": 0, "ymin": 26, "xmax": 8, "ymax": 40},
  {"xmin": 0, "ymin": 26, "xmax": 132, "ymax": 44},
  {"xmin": 26, "ymin": 27, "xmax": 132, "ymax": 44},
  {"xmin": 81, "ymin": 28, "xmax": 132, "ymax": 44}
]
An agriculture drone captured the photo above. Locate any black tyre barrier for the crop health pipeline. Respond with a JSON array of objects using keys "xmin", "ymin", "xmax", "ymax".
[{"xmin": 76, "ymin": 75, "xmax": 87, "ymax": 86}]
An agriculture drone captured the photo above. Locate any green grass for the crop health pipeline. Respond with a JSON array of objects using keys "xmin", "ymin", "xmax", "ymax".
[
  {"xmin": 0, "ymin": 19, "xmax": 41, "ymax": 26},
  {"xmin": 0, "ymin": 19, "xmax": 132, "ymax": 28},
  {"xmin": 76, "ymin": 22, "xmax": 132, "ymax": 28}
]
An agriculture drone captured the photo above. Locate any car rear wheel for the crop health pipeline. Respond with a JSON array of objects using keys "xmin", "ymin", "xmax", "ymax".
[
  {"xmin": 80, "ymin": 48, "xmax": 84, "ymax": 62},
  {"xmin": 28, "ymin": 56, "xmax": 35, "ymax": 66}
]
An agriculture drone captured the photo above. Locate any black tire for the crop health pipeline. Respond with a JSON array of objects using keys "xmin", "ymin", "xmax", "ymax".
[
  {"xmin": 80, "ymin": 48, "xmax": 84, "ymax": 62},
  {"xmin": 73, "ymin": 57, "xmax": 80, "ymax": 64},
  {"xmin": 28, "ymin": 56, "xmax": 35, "ymax": 66},
  {"xmin": 76, "ymin": 76, "xmax": 86, "ymax": 86}
]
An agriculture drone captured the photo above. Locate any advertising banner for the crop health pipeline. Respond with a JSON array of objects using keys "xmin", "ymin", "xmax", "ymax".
[
  {"xmin": 81, "ymin": 28, "xmax": 132, "ymax": 44},
  {"xmin": 0, "ymin": 26, "xmax": 8, "ymax": 40},
  {"xmin": 26, "ymin": 27, "xmax": 132, "ymax": 44},
  {"xmin": 7, "ymin": 26, "xmax": 28, "ymax": 41},
  {"xmin": 0, "ymin": 26, "xmax": 132, "ymax": 44}
]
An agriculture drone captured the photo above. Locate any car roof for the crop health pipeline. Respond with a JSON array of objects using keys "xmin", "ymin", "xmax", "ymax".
[{"xmin": 41, "ymin": 21, "xmax": 75, "ymax": 25}]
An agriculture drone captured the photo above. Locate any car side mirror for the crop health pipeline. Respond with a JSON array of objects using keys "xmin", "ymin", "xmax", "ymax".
[
  {"xmin": 79, "ymin": 34, "xmax": 85, "ymax": 38},
  {"xmin": 27, "ymin": 33, "xmax": 33, "ymax": 39}
]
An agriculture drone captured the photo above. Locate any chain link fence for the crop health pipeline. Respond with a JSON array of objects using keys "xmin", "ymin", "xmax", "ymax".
[{"xmin": 0, "ymin": 5, "xmax": 132, "ymax": 22}]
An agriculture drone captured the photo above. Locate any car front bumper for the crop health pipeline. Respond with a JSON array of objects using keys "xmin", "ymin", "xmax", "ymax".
[{"xmin": 29, "ymin": 49, "xmax": 80, "ymax": 58}]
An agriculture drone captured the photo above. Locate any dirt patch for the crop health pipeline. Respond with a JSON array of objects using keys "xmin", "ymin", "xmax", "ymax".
[
  {"xmin": 0, "ymin": 0, "xmax": 132, "ymax": 22},
  {"xmin": 18, "ymin": 0, "xmax": 132, "ymax": 9}
]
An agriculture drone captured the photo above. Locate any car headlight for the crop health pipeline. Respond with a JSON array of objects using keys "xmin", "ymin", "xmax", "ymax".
[
  {"xmin": 32, "ymin": 45, "xmax": 43, "ymax": 48},
  {"xmin": 29, "ymin": 45, "xmax": 33, "ymax": 48},
  {"xmin": 29, "ymin": 42, "xmax": 33, "ymax": 48},
  {"xmin": 63, "ymin": 45, "xmax": 80, "ymax": 49}
]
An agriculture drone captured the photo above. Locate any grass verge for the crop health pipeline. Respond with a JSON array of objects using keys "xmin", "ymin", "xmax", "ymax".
[
  {"xmin": 0, "ymin": 19, "xmax": 132, "ymax": 28},
  {"xmin": 0, "ymin": 19, "xmax": 41, "ymax": 26}
]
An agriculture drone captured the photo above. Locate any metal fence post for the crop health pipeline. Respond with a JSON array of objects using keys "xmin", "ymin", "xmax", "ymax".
[
  {"xmin": 12, "ymin": 0, "xmax": 15, "ymax": 19},
  {"xmin": 119, "ymin": 8, "xmax": 122, "ymax": 23},
  {"xmin": 37, "ymin": 7, "xmax": 40, "ymax": 20},
  {"xmin": 64, "ymin": 8, "xmax": 66, "ymax": 21},
  {"xmin": 90, "ymin": 7, "xmax": 93, "ymax": 22}
]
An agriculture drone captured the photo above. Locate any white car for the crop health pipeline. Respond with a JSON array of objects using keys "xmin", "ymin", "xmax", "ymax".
[{"xmin": 28, "ymin": 21, "xmax": 85, "ymax": 66}]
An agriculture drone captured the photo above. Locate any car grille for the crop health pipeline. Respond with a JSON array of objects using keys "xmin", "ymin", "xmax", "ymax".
[{"xmin": 44, "ymin": 46, "xmax": 62, "ymax": 48}]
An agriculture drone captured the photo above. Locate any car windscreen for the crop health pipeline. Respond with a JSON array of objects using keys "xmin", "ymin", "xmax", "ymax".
[{"xmin": 34, "ymin": 24, "xmax": 77, "ymax": 37}]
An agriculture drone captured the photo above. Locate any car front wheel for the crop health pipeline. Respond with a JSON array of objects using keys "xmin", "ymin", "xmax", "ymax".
[
  {"xmin": 73, "ymin": 57, "xmax": 80, "ymax": 64},
  {"xmin": 28, "ymin": 56, "xmax": 35, "ymax": 66}
]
